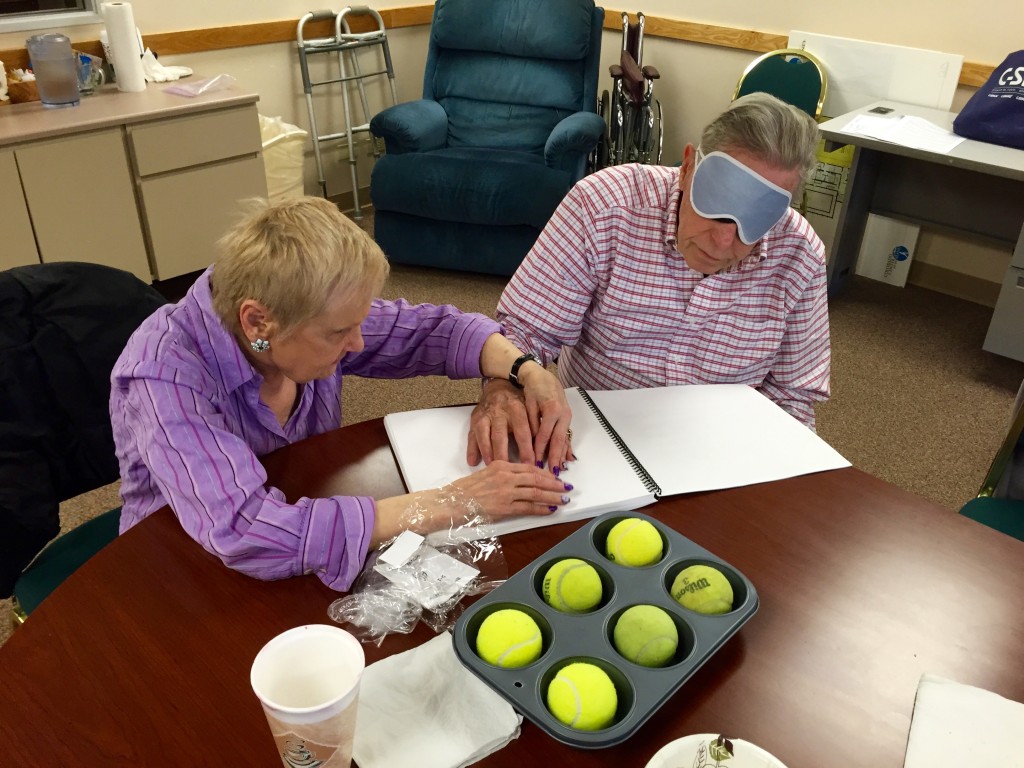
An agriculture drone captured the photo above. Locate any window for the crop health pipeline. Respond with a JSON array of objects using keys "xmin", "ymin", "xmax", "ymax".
[{"xmin": 0, "ymin": 0, "xmax": 102, "ymax": 34}]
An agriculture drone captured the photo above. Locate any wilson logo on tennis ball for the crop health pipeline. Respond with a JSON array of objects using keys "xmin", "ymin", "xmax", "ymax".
[{"xmin": 673, "ymin": 577, "xmax": 712, "ymax": 594}]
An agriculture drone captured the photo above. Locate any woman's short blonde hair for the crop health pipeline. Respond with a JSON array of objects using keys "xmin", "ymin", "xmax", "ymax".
[{"xmin": 211, "ymin": 196, "xmax": 390, "ymax": 337}]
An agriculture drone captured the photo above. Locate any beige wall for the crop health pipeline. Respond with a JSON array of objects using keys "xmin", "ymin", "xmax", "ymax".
[
  {"xmin": 4, "ymin": 1, "xmax": 1016, "ymax": 300},
  {"xmin": 627, "ymin": 1, "xmax": 1016, "ymax": 64}
]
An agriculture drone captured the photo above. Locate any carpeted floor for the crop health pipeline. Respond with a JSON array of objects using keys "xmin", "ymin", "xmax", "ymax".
[{"xmin": 3, "ymin": 212, "xmax": 1021, "ymax": 648}]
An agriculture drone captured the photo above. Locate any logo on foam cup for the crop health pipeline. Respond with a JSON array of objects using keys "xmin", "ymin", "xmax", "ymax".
[{"xmin": 283, "ymin": 738, "xmax": 325, "ymax": 767}]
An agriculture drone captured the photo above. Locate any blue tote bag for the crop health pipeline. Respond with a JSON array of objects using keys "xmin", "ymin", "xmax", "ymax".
[{"xmin": 953, "ymin": 51, "xmax": 1024, "ymax": 150}]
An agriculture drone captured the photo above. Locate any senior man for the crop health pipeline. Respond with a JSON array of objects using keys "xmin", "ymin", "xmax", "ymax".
[{"xmin": 470, "ymin": 92, "xmax": 830, "ymax": 465}]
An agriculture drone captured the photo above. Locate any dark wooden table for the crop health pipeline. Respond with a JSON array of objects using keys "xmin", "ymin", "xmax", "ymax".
[{"xmin": 2, "ymin": 418, "xmax": 1022, "ymax": 766}]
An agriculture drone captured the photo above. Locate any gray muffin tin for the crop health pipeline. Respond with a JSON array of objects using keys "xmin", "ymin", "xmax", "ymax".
[{"xmin": 451, "ymin": 510, "xmax": 759, "ymax": 749}]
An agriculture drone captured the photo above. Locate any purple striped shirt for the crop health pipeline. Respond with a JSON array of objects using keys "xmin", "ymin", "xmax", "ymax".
[
  {"xmin": 497, "ymin": 164, "xmax": 831, "ymax": 428},
  {"xmin": 110, "ymin": 268, "xmax": 499, "ymax": 591}
]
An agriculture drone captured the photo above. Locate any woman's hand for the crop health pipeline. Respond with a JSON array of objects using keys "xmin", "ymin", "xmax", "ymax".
[
  {"xmin": 447, "ymin": 459, "xmax": 570, "ymax": 518},
  {"xmin": 468, "ymin": 374, "xmax": 574, "ymax": 470},
  {"xmin": 372, "ymin": 460, "xmax": 572, "ymax": 546}
]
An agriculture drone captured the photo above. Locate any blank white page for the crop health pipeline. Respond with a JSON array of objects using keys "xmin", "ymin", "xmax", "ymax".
[{"xmin": 587, "ymin": 384, "xmax": 850, "ymax": 496}]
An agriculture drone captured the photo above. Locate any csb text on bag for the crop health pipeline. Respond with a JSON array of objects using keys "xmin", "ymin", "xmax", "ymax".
[{"xmin": 953, "ymin": 51, "xmax": 1024, "ymax": 150}]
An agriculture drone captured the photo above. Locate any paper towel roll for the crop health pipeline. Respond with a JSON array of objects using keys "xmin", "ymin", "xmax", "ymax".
[{"xmin": 103, "ymin": 2, "xmax": 146, "ymax": 92}]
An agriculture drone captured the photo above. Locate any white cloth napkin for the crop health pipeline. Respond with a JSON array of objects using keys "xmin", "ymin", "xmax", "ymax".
[
  {"xmin": 141, "ymin": 48, "xmax": 192, "ymax": 82},
  {"xmin": 353, "ymin": 632, "xmax": 522, "ymax": 768},
  {"xmin": 904, "ymin": 673, "xmax": 1024, "ymax": 767}
]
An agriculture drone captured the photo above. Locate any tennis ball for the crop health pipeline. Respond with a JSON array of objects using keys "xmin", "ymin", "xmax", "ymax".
[
  {"xmin": 542, "ymin": 558, "xmax": 603, "ymax": 614},
  {"xmin": 671, "ymin": 565, "xmax": 734, "ymax": 615},
  {"xmin": 605, "ymin": 518, "xmax": 663, "ymax": 567},
  {"xmin": 475, "ymin": 608, "xmax": 543, "ymax": 668},
  {"xmin": 546, "ymin": 662, "xmax": 618, "ymax": 731},
  {"xmin": 612, "ymin": 605, "xmax": 679, "ymax": 667}
]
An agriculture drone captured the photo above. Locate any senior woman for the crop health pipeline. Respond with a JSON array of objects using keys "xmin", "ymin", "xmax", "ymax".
[{"xmin": 110, "ymin": 196, "xmax": 573, "ymax": 591}]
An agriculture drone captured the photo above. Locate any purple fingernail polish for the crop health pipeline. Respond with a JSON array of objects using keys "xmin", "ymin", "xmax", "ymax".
[
  {"xmin": 552, "ymin": 466, "xmax": 560, "ymax": 477},
  {"xmin": 561, "ymin": 495, "xmax": 570, "ymax": 504},
  {"xmin": 563, "ymin": 483, "xmax": 574, "ymax": 491},
  {"xmin": 536, "ymin": 461, "xmax": 544, "ymax": 469},
  {"xmin": 548, "ymin": 505, "xmax": 558, "ymax": 512}
]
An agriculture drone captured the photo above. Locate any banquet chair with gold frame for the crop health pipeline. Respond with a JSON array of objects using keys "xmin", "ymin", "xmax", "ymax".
[{"xmin": 733, "ymin": 47, "xmax": 828, "ymax": 121}]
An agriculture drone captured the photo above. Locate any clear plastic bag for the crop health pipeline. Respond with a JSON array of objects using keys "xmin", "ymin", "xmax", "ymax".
[
  {"xmin": 328, "ymin": 490, "xmax": 508, "ymax": 646},
  {"xmin": 163, "ymin": 73, "xmax": 235, "ymax": 97}
]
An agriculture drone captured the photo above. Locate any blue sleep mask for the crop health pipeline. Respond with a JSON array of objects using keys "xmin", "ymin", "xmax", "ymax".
[{"xmin": 688, "ymin": 147, "xmax": 793, "ymax": 245}]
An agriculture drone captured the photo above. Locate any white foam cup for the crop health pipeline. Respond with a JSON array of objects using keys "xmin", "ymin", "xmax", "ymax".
[{"xmin": 251, "ymin": 624, "xmax": 365, "ymax": 768}]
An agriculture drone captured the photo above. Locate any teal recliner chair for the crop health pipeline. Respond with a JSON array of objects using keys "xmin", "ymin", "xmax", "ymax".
[{"xmin": 369, "ymin": 0, "xmax": 605, "ymax": 276}]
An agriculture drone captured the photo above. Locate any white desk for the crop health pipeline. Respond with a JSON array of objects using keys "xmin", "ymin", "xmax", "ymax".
[{"xmin": 819, "ymin": 100, "xmax": 1024, "ymax": 362}]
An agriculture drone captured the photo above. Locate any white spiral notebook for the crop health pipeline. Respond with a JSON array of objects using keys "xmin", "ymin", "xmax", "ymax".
[{"xmin": 383, "ymin": 384, "xmax": 851, "ymax": 537}]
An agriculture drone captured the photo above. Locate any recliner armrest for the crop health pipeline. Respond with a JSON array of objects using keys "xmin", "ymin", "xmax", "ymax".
[
  {"xmin": 370, "ymin": 100, "xmax": 449, "ymax": 154},
  {"xmin": 544, "ymin": 112, "xmax": 606, "ymax": 175}
]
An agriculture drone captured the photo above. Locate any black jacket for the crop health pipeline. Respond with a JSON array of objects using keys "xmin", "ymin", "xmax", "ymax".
[{"xmin": 0, "ymin": 262, "xmax": 165, "ymax": 596}]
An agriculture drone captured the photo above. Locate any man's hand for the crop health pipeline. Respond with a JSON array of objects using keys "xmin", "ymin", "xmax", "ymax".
[
  {"xmin": 468, "ymin": 378, "xmax": 527, "ymax": 466},
  {"xmin": 467, "ymin": 366, "xmax": 573, "ymax": 469}
]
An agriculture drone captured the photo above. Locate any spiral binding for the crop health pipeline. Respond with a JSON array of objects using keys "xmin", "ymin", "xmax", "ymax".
[{"xmin": 576, "ymin": 388, "xmax": 663, "ymax": 497}]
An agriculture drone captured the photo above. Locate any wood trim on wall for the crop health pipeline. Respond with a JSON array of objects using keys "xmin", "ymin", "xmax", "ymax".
[
  {"xmin": 603, "ymin": 11, "xmax": 788, "ymax": 56},
  {"xmin": 1, "ymin": 5, "xmax": 994, "ymax": 88}
]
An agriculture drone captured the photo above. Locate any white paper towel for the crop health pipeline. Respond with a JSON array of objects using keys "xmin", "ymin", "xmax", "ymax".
[
  {"xmin": 352, "ymin": 633, "xmax": 522, "ymax": 768},
  {"xmin": 103, "ymin": 2, "xmax": 146, "ymax": 92},
  {"xmin": 904, "ymin": 674, "xmax": 1024, "ymax": 767}
]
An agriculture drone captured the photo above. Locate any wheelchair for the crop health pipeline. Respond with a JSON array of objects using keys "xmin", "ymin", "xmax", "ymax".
[{"xmin": 592, "ymin": 11, "xmax": 664, "ymax": 171}]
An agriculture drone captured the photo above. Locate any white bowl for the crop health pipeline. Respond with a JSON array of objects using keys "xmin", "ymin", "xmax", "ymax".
[{"xmin": 645, "ymin": 733, "xmax": 789, "ymax": 768}]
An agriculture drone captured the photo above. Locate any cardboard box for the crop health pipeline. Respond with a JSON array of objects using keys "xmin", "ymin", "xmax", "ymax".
[{"xmin": 854, "ymin": 213, "xmax": 920, "ymax": 287}]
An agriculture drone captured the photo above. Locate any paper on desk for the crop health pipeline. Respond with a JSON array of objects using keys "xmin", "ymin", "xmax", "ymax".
[
  {"xmin": 844, "ymin": 114, "xmax": 965, "ymax": 153},
  {"xmin": 904, "ymin": 673, "xmax": 1024, "ymax": 767}
]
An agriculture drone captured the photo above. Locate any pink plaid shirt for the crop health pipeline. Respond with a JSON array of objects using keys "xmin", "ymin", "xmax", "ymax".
[{"xmin": 497, "ymin": 164, "xmax": 831, "ymax": 429}]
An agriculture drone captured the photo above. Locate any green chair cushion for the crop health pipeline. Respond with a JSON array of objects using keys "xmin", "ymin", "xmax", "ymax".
[
  {"xmin": 959, "ymin": 497, "xmax": 1024, "ymax": 541},
  {"xmin": 14, "ymin": 507, "xmax": 121, "ymax": 616}
]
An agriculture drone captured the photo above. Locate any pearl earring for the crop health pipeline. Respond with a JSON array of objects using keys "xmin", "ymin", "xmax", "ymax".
[{"xmin": 250, "ymin": 338, "xmax": 270, "ymax": 353}]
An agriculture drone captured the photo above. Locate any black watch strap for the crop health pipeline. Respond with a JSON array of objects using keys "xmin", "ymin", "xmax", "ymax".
[{"xmin": 508, "ymin": 353, "xmax": 540, "ymax": 388}]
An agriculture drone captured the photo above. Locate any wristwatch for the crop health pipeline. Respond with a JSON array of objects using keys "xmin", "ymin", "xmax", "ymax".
[{"xmin": 508, "ymin": 353, "xmax": 540, "ymax": 388}]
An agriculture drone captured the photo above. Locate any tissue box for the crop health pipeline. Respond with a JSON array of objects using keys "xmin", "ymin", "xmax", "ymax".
[{"xmin": 7, "ymin": 80, "xmax": 39, "ymax": 104}]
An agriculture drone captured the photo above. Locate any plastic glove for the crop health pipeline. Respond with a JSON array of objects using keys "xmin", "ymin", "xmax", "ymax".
[{"xmin": 141, "ymin": 48, "xmax": 192, "ymax": 83}]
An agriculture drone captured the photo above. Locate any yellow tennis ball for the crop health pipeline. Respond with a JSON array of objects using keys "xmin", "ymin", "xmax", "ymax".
[
  {"xmin": 605, "ymin": 518, "xmax": 663, "ymax": 567},
  {"xmin": 546, "ymin": 662, "xmax": 618, "ymax": 731},
  {"xmin": 542, "ymin": 558, "xmax": 603, "ymax": 614},
  {"xmin": 612, "ymin": 605, "xmax": 679, "ymax": 668},
  {"xmin": 671, "ymin": 565, "xmax": 734, "ymax": 615},
  {"xmin": 475, "ymin": 608, "xmax": 543, "ymax": 668}
]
